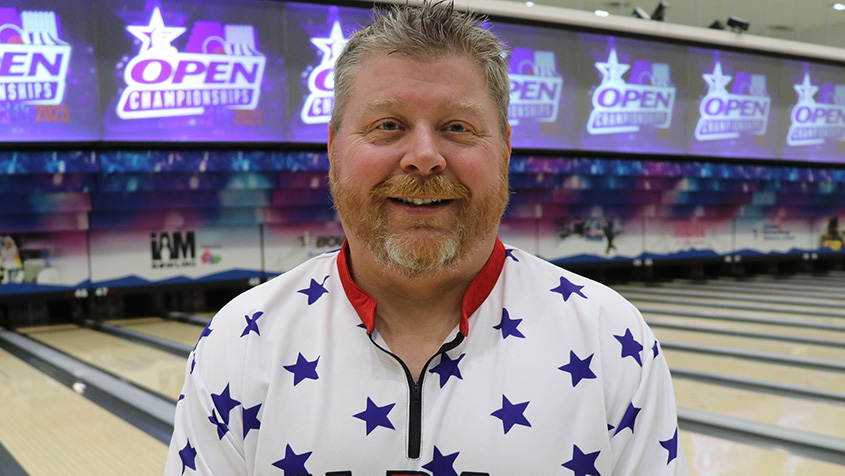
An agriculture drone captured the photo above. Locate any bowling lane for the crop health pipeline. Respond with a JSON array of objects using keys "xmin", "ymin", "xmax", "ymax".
[
  {"xmin": 645, "ymin": 314, "xmax": 845, "ymax": 344},
  {"xmin": 105, "ymin": 317, "xmax": 205, "ymax": 347},
  {"xmin": 653, "ymin": 327, "xmax": 845, "ymax": 362},
  {"xmin": 674, "ymin": 379, "xmax": 845, "ymax": 439},
  {"xmin": 665, "ymin": 349, "xmax": 845, "ymax": 394},
  {"xmin": 632, "ymin": 300, "xmax": 845, "ymax": 327},
  {"xmin": 19, "ymin": 324, "xmax": 187, "ymax": 401},
  {"xmin": 617, "ymin": 284, "xmax": 845, "ymax": 308},
  {"xmin": 621, "ymin": 291, "xmax": 845, "ymax": 318},
  {"xmin": 0, "ymin": 347, "xmax": 167, "ymax": 476},
  {"xmin": 682, "ymin": 431, "xmax": 845, "ymax": 476}
]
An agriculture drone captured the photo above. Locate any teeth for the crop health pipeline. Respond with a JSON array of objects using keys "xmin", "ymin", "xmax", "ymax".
[{"xmin": 399, "ymin": 197, "xmax": 444, "ymax": 205}]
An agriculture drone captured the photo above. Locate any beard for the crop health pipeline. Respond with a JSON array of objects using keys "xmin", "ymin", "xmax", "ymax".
[{"xmin": 330, "ymin": 161, "xmax": 509, "ymax": 279}]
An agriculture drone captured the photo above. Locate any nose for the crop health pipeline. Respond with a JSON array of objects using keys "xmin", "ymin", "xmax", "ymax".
[{"xmin": 399, "ymin": 127, "xmax": 446, "ymax": 176}]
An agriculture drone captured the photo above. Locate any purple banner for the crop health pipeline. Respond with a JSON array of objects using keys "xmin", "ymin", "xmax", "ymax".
[
  {"xmin": 284, "ymin": 2, "xmax": 373, "ymax": 143},
  {"xmin": 97, "ymin": 0, "xmax": 287, "ymax": 142},
  {"xmin": 0, "ymin": 1, "xmax": 99, "ymax": 141},
  {"xmin": 781, "ymin": 60, "xmax": 845, "ymax": 163},
  {"xmin": 687, "ymin": 48, "xmax": 780, "ymax": 159},
  {"xmin": 577, "ymin": 34, "xmax": 687, "ymax": 154},
  {"xmin": 494, "ymin": 22, "xmax": 577, "ymax": 150}
]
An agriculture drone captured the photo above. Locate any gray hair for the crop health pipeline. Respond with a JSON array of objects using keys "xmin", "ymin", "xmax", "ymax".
[{"xmin": 331, "ymin": 0, "xmax": 511, "ymax": 136}]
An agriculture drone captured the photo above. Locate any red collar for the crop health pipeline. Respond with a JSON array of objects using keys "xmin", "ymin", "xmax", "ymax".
[{"xmin": 336, "ymin": 238, "xmax": 506, "ymax": 336}]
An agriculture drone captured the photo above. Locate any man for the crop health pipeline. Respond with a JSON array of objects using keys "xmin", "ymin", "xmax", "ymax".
[{"xmin": 165, "ymin": 2, "xmax": 688, "ymax": 475}]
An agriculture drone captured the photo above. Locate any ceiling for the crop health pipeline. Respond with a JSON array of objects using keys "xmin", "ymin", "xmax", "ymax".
[{"xmin": 495, "ymin": 0, "xmax": 845, "ymax": 49}]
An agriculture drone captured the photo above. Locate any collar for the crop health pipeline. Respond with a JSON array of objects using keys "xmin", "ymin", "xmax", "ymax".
[{"xmin": 336, "ymin": 238, "xmax": 507, "ymax": 336}]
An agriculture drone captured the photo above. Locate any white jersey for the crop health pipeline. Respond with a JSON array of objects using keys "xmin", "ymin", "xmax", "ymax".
[{"xmin": 166, "ymin": 240, "xmax": 688, "ymax": 476}]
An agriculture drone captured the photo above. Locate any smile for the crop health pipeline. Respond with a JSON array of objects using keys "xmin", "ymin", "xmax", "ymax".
[{"xmin": 395, "ymin": 197, "xmax": 448, "ymax": 206}]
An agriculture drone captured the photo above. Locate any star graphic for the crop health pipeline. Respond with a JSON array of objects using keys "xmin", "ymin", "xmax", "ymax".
[
  {"xmin": 208, "ymin": 408, "xmax": 229, "ymax": 439},
  {"xmin": 558, "ymin": 351, "xmax": 597, "ymax": 387},
  {"xmin": 702, "ymin": 61, "xmax": 732, "ymax": 95},
  {"xmin": 178, "ymin": 439, "xmax": 197, "ymax": 474},
  {"xmin": 194, "ymin": 322, "xmax": 213, "ymax": 349},
  {"xmin": 271, "ymin": 444, "xmax": 312, "ymax": 475},
  {"xmin": 211, "ymin": 384, "xmax": 241, "ymax": 425},
  {"xmin": 595, "ymin": 47, "xmax": 630, "ymax": 85},
  {"xmin": 614, "ymin": 402, "xmax": 642, "ymax": 436},
  {"xmin": 652, "ymin": 340, "xmax": 660, "ymax": 358},
  {"xmin": 190, "ymin": 355, "xmax": 196, "ymax": 374},
  {"xmin": 794, "ymin": 72, "xmax": 819, "ymax": 104},
  {"xmin": 428, "ymin": 352, "xmax": 465, "ymax": 388},
  {"xmin": 243, "ymin": 403, "xmax": 262, "ymax": 438},
  {"xmin": 491, "ymin": 395, "xmax": 532, "ymax": 434},
  {"xmin": 353, "ymin": 397, "xmax": 396, "ymax": 435},
  {"xmin": 660, "ymin": 427, "xmax": 679, "ymax": 464},
  {"xmin": 298, "ymin": 276, "xmax": 330, "ymax": 305},
  {"xmin": 493, "ymin": 308, "xmax": 525, "ymax": 340},
  {"xmin": 311, "ymin": 21, "xmax": 348, "ymax": 65},
  {"xmin": 505, "ymin": 249, "xmax": 519, "ymax": 262},
  {"xmin": 240, "ymin": 311, "xmax": 264, "ymax": 337},
  {"xmin": 607, "ymin": 423, "xmax": 615, "ymax": 432},
  {"xmin": 614, "ymin": 329, "xmax": 643, "ymax": 366},
  {"xmin": 550, "ymin": 277, "xmax": 587, "ymax": 302},
  {"xmin": 126, "ymin": 7, "xmax": 185, "ymax": 54},
  {"xmin": 422, "ymin": 446, "xmax": 460, "ymax": 476},
  {"xmin": 562, "ymin": 445, "xmax": 601, "ymax": 476},
  {"xmin": 283, "ymin": 353, "xmax": 320, "ymax": 386}
]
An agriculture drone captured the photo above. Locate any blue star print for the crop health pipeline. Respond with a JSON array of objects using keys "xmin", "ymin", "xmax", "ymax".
[
  {"xmin": 429, "ymin": 353, "xmax": 465, "ymax": 388},
  {"xmin": 208, "ymin": 409, "xmax": 229, "ymax": 439},
  {"xmin": 240, "ymin": 311, "xmax": 263, "ymax": 337},
  {"xmin": 353, "ymin": 397, "xmax": 396, "ymax": 435},
  {"xmin": 660, "ymin": 428, "xmax": 679, "ymax": 464},
  {"xmin": 505, "ymin": 248, "xmax": 519, "ymax": 261},
  {"xmin": 211, "ymin": 384, "xmax": 240, "ymax": 425},
  {"xmin": 179, "ymin": 439, "xmax": 197, "ymax": 474},
  {"xmin": 562, "ymin": 445, "xmax": 601, "ymax": 476},
  {"xmin": 653, "ymin": 340, "xmax": 660, "ymax": 358},
  {"xmin": 243, "ymin": 403, "xmax": 261, "ymax": 438},
  {"xmin": 271, "ymin": 444, "xmax": 312, "ymax": 475},
  {"xmin": 298, "ymin": 275, "xmax": 330, "ymax": 305},
  {"xmin": 559, "ymin": 351, "xmax": 597, "ymax": 387},
  {"xmin": 493, "ymin": 308, "xmax": 525, "ymax": 340},
  {"xmin": 614, "ymin": 329, "xmax": 643, "ymax": 366},
  {"xmin": 614, "ymin": 403, "xmax": 641, "ymax": 436},
  {"xmin": 491, "ymin": 395, "xmax": 532, "ymax": 434},
  {"xmin": 283, "ymin": 353, "xmax": 320, "ymax": 386},
  {"xmin": 195, "ymin": 322, "xmax": 212, "ymax": 349},
  {"xmin": 550, "ymin": 276, "xmax": 587, "ymax": 301},
  {"xmin": 422, "ymin": 446, "xmax": 460, "ymax": 476}
]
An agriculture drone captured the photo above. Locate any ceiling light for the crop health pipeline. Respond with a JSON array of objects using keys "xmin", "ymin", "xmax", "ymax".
[
  {"xmin": 835, "ymin": 3, "xmax": 845, "ymax": 11},
  {"xmin": 595, "ymin": 10, "xmax": 610, "ymax": 17},
  {"xmin": 525, "ymin": 1, "xmax": 535, "ymax": 6}
]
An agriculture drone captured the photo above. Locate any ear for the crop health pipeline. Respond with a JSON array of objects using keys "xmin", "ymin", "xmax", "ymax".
[
  {"xmin": 327, "ymin": 122, "xmax": 335, "ymax": 160},
  {"xmin": 504, "ymin": 124, "xmax": 512, "ymax": 166}
]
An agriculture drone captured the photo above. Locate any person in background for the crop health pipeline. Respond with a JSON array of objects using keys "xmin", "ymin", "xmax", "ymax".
[
  {"xmin": 0, "ymin": 236, "xmax": 22, "ymax": 284},
  {"xmin": 165, "ymin": 2, "xmax": 688, "ymax": 474}
]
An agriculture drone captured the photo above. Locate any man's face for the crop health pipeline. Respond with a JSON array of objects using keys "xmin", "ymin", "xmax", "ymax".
[{"xmin": 329, "ymin": 53, "xmax": 511, "ymax": 278}]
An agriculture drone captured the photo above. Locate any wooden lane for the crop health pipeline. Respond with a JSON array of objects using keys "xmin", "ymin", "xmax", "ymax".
[
  {"xmin": 19, "ymin": 325, "xmax": 187, "ymax": 401},
  {"xmin": 665, "ymin": 349, "xmax": 845, "ymax": 394},
  {"xmin": 105, "ymin": 317, "xmax": 205, "ymax": 348},
  {"xmin": 632, "ymin": 300, "xmax": 845, "ymax": 327},
  {"xmin": 0, "ymin": 347, "xmax": 167, "ymax": 476},
  {"xmin": 682, "ymin": 431, "xmax": 845, "ymax": 476},
  {"xmin": 646, "ymin": 314, "xmax": 845, "ymax": 344}
]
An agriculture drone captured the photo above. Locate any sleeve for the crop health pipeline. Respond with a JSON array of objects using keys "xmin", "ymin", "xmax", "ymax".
[
  {"xmin": 164, "ymin": 318, "xmax": 248, "ymax": 476},
  {"xmin": 604, "ymin": 299, "xmax": 690, "ymax": 476}
]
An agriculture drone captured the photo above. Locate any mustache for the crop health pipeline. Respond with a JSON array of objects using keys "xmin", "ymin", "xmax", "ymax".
[{"xmin": 370, "ymin": 175, "xmax": 471, "ymax": 202}]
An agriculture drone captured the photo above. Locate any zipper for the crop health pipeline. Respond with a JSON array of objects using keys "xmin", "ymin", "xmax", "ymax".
[{"xmin": 369, "ymin": 333, "xmax": 465, "ymax": 459}]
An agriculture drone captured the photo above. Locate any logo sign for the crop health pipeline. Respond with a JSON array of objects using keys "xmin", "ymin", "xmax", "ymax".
[
  {"xmin": 587, "ymin": 45, "xmax": 675, "ymax": 135},
  {"xmin": 117, "ymin": 7, "xmax": 265, "ymax": 119},
  {"xmin": 150, "ymin": 231, "xmax": 196, "ymax": 269},
  {"xmin": 0, "ymin": 9, "xmax": 70, "ymax": 105},
  {"xmin": 300, "ymin": 20, "xmax": 349, "ymax": 125},
  {"xmin": 508, "ymin": 47, "xmax": 563, "ymax": 125},
  {"xmin": 694, "ymin": 60, "xmax": 770, "ymax": 141},
  {"xmin": 786, "ymin": 71, "xmax": 845, "ymax": 146}
]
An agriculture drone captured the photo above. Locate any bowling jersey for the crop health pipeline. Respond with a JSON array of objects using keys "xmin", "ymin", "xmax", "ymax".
[{"xmin": 165, "ymin": 239, "xmax": 688, "ymax": 476}]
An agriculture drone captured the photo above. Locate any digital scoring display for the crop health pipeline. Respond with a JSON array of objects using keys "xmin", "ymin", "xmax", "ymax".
[
  {"xmin": 284, "ymin": 2, "xmax": 374, "ymax": 143},
  {"xmin": 780, "ymin": 60, "xmax": 845, "ymax": 163},
  {"xmin": 0, "ymin": 1, "xmax": 99, "ymax": 141},
  {"xmin": 495, "ymin": 22, "xmax": 577, "ymax": 150},
  {"xmin": 576, "ymin": 33, "xmax": 687, "ymax": 155},
  {"xmin": 96, "ymin": 0, "xmax": 287, "ymax": 142},
  {"xmin": 687, "ymin": 48, "xmax": 780, "ymax": 159}
]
